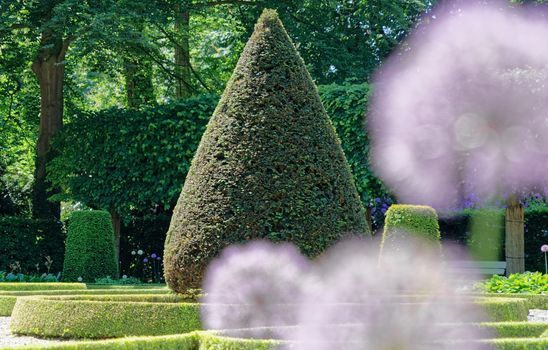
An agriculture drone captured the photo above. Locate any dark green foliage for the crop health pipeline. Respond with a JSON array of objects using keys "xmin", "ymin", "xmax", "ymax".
[
  {"xmin": 0, "ymin": 217, "xmax": 65, "ymax": 273},
  {"xmin": 318, "ymin": 84, "xmax": 392, "ymax": 209},
  {"xmin": 63, "ymin": 211, "xmax": 118, "ymax": 282},
  {"xmin": 381, "ymin": 204, "xmax": 440, "ymax": 251},
  {"xmin": 439, "ymin": 207, "xmax": 547, "ymax": 271},
  {"xmin": 164, "ymin": 10, "xmax": 369, "ymax": 292},
  {"xmin": 49, "ymin": 95, "xmax": 217, "ymax": 216},
  {"xmin": 524, "ymin": 206, "xmax": 548, "ymax": 273},
  {"xmin": 120, "ymin": 215, "xmax": 170, "ymax": 277}
]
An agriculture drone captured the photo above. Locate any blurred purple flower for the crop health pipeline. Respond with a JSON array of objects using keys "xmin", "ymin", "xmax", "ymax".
[
  {"xmin": 370, "ymin": 1, "xmax": 548, "ymax": 209},
  {"xmin": 143, "ymin": 258, "xmax": 149, "ymax": 263},
  {"xmin": 541, "ymin": 245, "xmax": 548, "ymax": 253},
  {"xmin": 156, "ymin": 256, "xmax": 161, "ymax": 261},
  {"xmin": 151, "ymin": 253, "xmax": 157, "ymax": 259},
  {"xmin": 202, "ymin": 240, "xmax": 310, "ymax": 338}
]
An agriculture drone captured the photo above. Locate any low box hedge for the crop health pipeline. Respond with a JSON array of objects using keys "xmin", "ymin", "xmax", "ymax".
[
  {"xmin": 1, "ymin": 331, "xmax": 548, "ymax": 350},
  {"xmin": 0, "ymin": 283, "xmax": 86, "ymax": 291},
  {"xmin": 10, "ymin": 295, "xmax": 201, "ymax": 339},
  {"xmin": 482, "ymin": 322, "xmax": 548, "ymax": 338},
  {"xmin": 477, "ymin": 297, "xmax": 529, "ymax": 322},
  {"xmin": 0, "ymin": 288, "xmax": 172, "ymax": 316}
]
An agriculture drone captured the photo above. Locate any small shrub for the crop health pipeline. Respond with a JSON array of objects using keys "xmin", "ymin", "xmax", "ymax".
[
  {"xmin": 63, "ymin": 211, "xmax": 118, "ymax": 282},
  {"xmin": 479, "ymin": 272, "xmax": 548, "ymax": 294},
  {"xmin": 381, "ymin": 204, "xmax": 440, "ymax": 251}
]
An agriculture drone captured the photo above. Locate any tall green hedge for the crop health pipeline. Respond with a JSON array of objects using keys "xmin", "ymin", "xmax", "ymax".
[
  {"xmin": 439, "ymin": 207, "xmax": 547, "ymax": 271},
  {"xmin": 164, "ymin": 10, "xmax": 369, "ymax": 292},
  {"xmin": 0, "ymin": 217, "xmax": 65, "ymax": 273},
  {"xmin": 63, "ymin": 211, "xmax": 118, "ymax": 282},
  {"xmin": 50, "ymin": 85, "xmax": 388, "ymax": 218},
  {"xmin": 381, "ymin": 204, "xmax": 440, "ymax": 252}
]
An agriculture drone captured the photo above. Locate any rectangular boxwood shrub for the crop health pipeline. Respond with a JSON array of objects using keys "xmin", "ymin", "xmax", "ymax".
[
  {"xmin": 63, "ymin": 211, "xmax": 118, "ymax": 282},
  {"xmin": 0, "ymin": 216, "xmax": 65, "ymax": 273}
]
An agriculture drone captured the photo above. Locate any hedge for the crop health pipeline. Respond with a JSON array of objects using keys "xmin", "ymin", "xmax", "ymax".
[
  {"xmin": 63, "ymin": 211, "xmax": 118, "ymax": 282},
  {"xmin": 0, "ymin": 283, "xmax": 85, "ymax": 291},
  {"xmin": 440, "ymin": 207, "xmax": 548, "ymax": 272},
  {"xmin": 0, "ymin": 288, "xmax": 170, "ymax": 316},
  {"xmin": 477, "ymin": 293, "xmax": 548, "ymax": 310},
  {"xmin": 380, "ymin": 204, "xmax": 441, "ymax": 253},
  {"xmin": 482, "ymin": 322, "xmax": 548, "ymax": 338},
  {"xmin": 164, "ymin": 10, "xmax": 368, "ymax": 292},
  {"xmin": 477, "ymin": 297, "xmax": 529, "ymax": 322},
  {"xmin": 3, "ymin": 330, "xmax": 548, "ymax": 350},
  {"xmin": 10, "ymin": 295, "xmax": 201, "ymax": 338},
  {"xmin": 0, "ymin": 216, "xmax": 65, "ymax": 273},
  {"xmin": 9, "ymin": 294, "xmax": 526, "ymax": 340}
]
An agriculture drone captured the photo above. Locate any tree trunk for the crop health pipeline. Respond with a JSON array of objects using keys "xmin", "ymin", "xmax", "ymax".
[
  {"xmin": 110, "ymin": 209, "xmax": 121, "ymax": 276},
  {"xmin": 505, "ymin": 195, "xmax": 525, "ymax": 275},
  {"xmin": 124, "ymin": 56, "xmax": 155, "ymax": 108},
  {"xmin": 174, "ymin": 5, "xmax": 192, "ymax": 99},
  {"xmin": 31, "ymin": 33, "xmax": 71, "ymax": 220}
]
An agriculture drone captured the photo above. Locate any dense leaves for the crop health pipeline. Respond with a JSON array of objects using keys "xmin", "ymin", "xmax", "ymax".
[
  {"xmin": 381, "ymin": 204, "xmax": 441, "ymax": 252},
  {"xmin": 63, "ymin": 210, "xmax": 118, "ymax": 281},
  {"xmin": 164, "ymin": 10, "xmax": 369, "ymax": 292},
  {"xmin": 0, "ymin": 217, "xmax": 65, "ymax": 273},
  {"xmin": 48, "ymin": 95, "xmax": 217, "ymax": 216}
]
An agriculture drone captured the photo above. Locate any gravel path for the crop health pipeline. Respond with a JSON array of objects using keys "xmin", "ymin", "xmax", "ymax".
[{"xmin": 0, "ymin": 317, "xmax": 69, "ymax": 348}]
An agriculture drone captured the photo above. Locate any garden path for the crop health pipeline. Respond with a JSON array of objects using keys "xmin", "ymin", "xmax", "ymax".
[{"xmin": 0, "ymin": 317, "xmax": 73, "ymax": 347}]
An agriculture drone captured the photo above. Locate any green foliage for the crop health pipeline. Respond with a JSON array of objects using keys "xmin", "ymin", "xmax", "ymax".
[
  {"xmin": 164, "ymin": 10, "xmax": 369, "ymax": 292},
  {"xmin": 0, "ymin": 216, "xmax": 65, "ymax": 273},
  {"xmin": 524, "ymin": 206, "xmax": 548, "ymax": 273},
  {"xmin": 0, "ymin": 288, "xmax": 170, "ymax": 316},
  {"xmin": 0, "ymin": 283, "xmax": 85, "ymax": 291},
  {"xmin": 477, "ymin": 297, "xmax": 529, "ymax": 322},
  {"xmin": 94, "ymin": 276, "xmax": 143, "ymax": 285},
  {"xmin": 479, "ymin": 272, "xmax": 548, "ymax": 294},
  {"xmin": 476, "ymin": 293, "xmax": 548, "ymax": 310},
  {"xmin": 63, "ymin": 211, "xmax": 118, "ymax": 282},
  {"xmin": 482, "ymin": 322, "xmax": 548, "ymax": 338},
  {"xmin": 439, "ymin": 206, "xmax": 548, "ymax": 271},
  {"xmin": 0, "ymin": 272, "xmax": 59, "ymax": 282},
  {"xmin": 489, "ymin": 338, "xmax": 548, "ymax": 350},
  {"xmin": 318, "ymin": 83, "xmax": 391, "ymax": 207},
  {"xmin": 381, "ymin": 204, "xmax": 441, "ymax": 251},
  {"xmin": 49, "ymin": 95, "xmax": 217, "ymax": 216},
  {"xmin": 10, "ymin": 295, "xmax": 201, "ymax": 339}
]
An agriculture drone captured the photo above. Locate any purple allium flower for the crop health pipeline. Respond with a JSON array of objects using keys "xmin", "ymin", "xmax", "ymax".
[
  {"xmin": 202, "ymin": 240, "xmax": 310, "ymax": 338},
  {"xmin": 156, "ymin": 256, "xmax": 161, "ymax": 261},
  {"xmin": 370, "ymin": 1, "xmax": 548, "ymax": 209},
  {"xmin": 541, "ymin": 245, "xmax": 548, "ymax": 253},
  {"xmin": 151, "ymin": 253, "xmax": 157, "ymax": 259},
  {"xmin": 143, "ymin": 258, "xmax": 149, "ymax": 263}
]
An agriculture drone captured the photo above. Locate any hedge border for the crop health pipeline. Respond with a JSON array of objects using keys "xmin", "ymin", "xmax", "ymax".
[
  {"xmin": 0, "ymin": 288, "xmax": 171, "ymax": 316},
  {"xmin": 0, "ymin": 283, "xmax": 86, "ymax": 291},
  {"xmin": 1, "ymin": 331, "xmax": 547, "ymax": 350},
  {"xmin": 9, "ymin": 295, "xmax": 527, "ymax": 339},
  {"xmin": 10, "ymin": 295, "xmax": 200, "ymax": 339}
]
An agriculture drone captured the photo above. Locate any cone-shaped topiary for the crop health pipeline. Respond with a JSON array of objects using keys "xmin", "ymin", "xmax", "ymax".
[
  {"xmin": 380, "ymin": 204, "xmax": 441, "ymax": 254},
  {"xmin": 63, "ymin": 210, "xmax": 118, "ymax": 282},
  {"xmin": 164, "ymin": 9, "xmax": 369, "ymax": 292}
]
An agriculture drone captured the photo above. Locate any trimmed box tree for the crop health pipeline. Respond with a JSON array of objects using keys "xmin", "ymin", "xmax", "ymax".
[
  {"xmin": 63, "ymin": 211, "xmax": 118, "ymax": 282},
  {"xmin": 381, "ymin": 204, "xmax": 441, "ymax": 252},
  {"xmin": 164, "ymin": 9, "xmax": 369, "ymax": 293}
]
